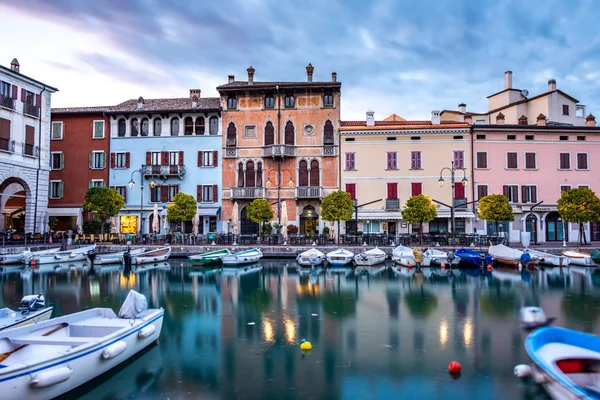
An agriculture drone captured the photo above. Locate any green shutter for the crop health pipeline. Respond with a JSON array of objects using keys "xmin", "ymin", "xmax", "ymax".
[
  {"xmin": 101, "ymin": 152, "xmax": 106, "ymax": 168},
  {"xmin": 89, "ymin": 152, "xmax": 93, "ymax": 169},
  {"xmin": 60, "ymin": 153, "xmax": 64, "ymax": 170},
  {"xmin": 58, "ymin": 182, "xmax": 64, "ymax": 198}
]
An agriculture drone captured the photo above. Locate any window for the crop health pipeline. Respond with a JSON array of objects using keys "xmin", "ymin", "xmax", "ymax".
[
  {"xmin": 345, "ymin": 152, "xmax": 356, "ymax": 170},
  {"xmin": 49, "ymin": 181, "xmax": 63, "ymax": 199},
  {"xmin": 118, "ymin": 118, "xmax": 126, "ymax": 137},
  {"xmin": 525, "ymin": 135, "xmax": 534, "ymax": 140},
  {"xmin": 299, "ymin": 160, "xmax": 308, "ymax": 186},
  {"xmin": 24, "ymin": 125, "xmax": 35, "ymax": 156},
  {"xmin": 310, "ymin": 160, "xmax": 320, "ymax": 187},
  {"xmin": 411, "ymin": 182, "xmax": 422, "ymax": 197},
  {"xmin": 559, "ymin": 153, "xmax": 570, "ymax": 170},
  {"xmin": 410, "ymin": 136, "xmax": 420, "ymax": 140},
  {"xmin": 51, "ymin": 122, "xmax": 63, "ymax": 140},
  {"xmin": 198, "ymin": 151, "xmax": 218, "ymax": 167},
  {"xmin": 387, "ymin": 137, "xmax": 396, "ymax": 141},
  {"xmin": 227, "ymin": 95, "xmax": 237, "ymax": 109},
  {"xmin": 131, "ymin": 118, "xmax": 139, "ymax": 137},
  {"xmin": 51, "ymin": 152, "xmax": 64, "ymax": 170},
  {"xmin": 115, "ymin": 152, "xmax": 127, "ymax": 168},
  {"xmin": 114, "ymin": 186, "xmax": 126, "ymax": 200},
  {"xmin": 93, "ymin": 120, "xmax": 104, "ymax": 139},
  {"xmin": 323, "ymin": 120, "xmax": 334, "ymax": 145},
  {"xmin": 345, "ymin": 183, "xmax": 356, "ymax": 200},
  {"xmin": 453, "ymin": 150, "xmax": 465, "ymax": 168},
  {"xmin": 209, "ymin": 116, "xmax": 219, "ymax": 135},
  {"xmin": 525, "ymin": 152, "xmax": 536, "ymax": 169},
  {"xmin": 323, "ymin": 93, "xmax": 334, "ymax": 107},
  {"xmin": 577, "ymin": 136, "xmax": 586, "ymax": 141},
  {"xmin": 577, "ymin": 153, "xmax": 588, "ymax": 170},
  {"xmin": 453, "ymin": 135, "xmax": 464, "ymax": 140},
  {"xmin": 386, "ymin": 152, "xmax": 398, "ymax": 170},
  {"xmin": 153, "ymin": 118, "xmax": 162, "ymax": 136},
  {"xmin": 503, "ymin": 185, "xmax": 519, "ymax": 203},
  {"xmin": 455, "ymin": 219, "xmax": 466, "ymax": 233},
  {"xmin": 410, "ymin": 151, "xmax": 422, "ymax": 169},
  {"xmin": 579, "ymin": 185, "xmax": 589, "ymax": 189},
  {"xmin": 168, "ymin": 185, "xmax": 179, "ymax": 201},
  {"xmin": 476, "ymin": 152, "xmax": 487, "ymax": 169},
  {"xmin": 264, "ymin": 95, "xmax": 274, "ymax": 109},
  {"xmin": 195, "ymin": 117, "xmax": 205, "ymax": 135},
  {"xmin": 284, "ymin": 94, "xmax": 295, "ymax": 108},
  {"xmin": 387, "ymin": 182, "xmax": 398, "ymax": 199},
  {"xmin": 90, "ymin": 151, "xmax": 106, "ymax": 169},
  {"xmin": 89, "ymin": 180, "xmax": 106, "ymax": 188},
  {"xmin": 477, "ymin": 184, "xmax": 488, "ymax": 200},
  {"xmin": 150, "ymin": 186, "xmax": 159, "ymax": 202},
  {"xmin": 244, "ymin": 125, "xmax": 257, "ymax": 138},
  {"xmin": 226, "ymin": 122, "xmax": 236, "ymax": 147},
  {"xmin": 168, "ymin": 151, "xmax": 181, "ymax": 166},
  {"xmin": 0, "ymin": 81, "xmax": 10, "ymax": 97},
  {"xmin": 559, "ymin": 136, "xmax": 568, "ymax": 141},
  {"xmin": 202, "ymin": 185, "xmax": 214, "ymax": 202},
  {"xmin": 284, "ymin": 121, "xmax": 295, "ymax": 145},
  {"xmin": 506, "ymin": 152, "xmax": 518, "ymax": 169},
  {"xmin": 560, "ymin": 185, "xmax": 571, "ymax": 193},
  {"xmin": 521, "ymin": 186, "xmax": 538, "ymax": 203},
  {"xmin": 245, "ymin": 161, "xmax": 256, "ymax": 187},
  {"xmin": 171, "ymin": 118, "xmax": 179, "ymax": 136},
  {"xmin": 264, "ymin": 121, "xmax": 275, "ymax": 146},
  {"xmin": 507, "ymin": 135, "xmax": 516, "ymax": 140},
  {"xmin": 149, "ymin": 151, "xmax": 161, "ymax": 166},
  {"xmin": 476, "ymin": 134, "xmax": 486, "ymax": 140},
  {"xmin": 140, "ymin": 118, "xmax": 149, "ymax": 136},
  {"xmin": 23, "ymin": 90, "xmax": 34, "ymax": 105},
  {"xmin": 562, "ymin": 105, "xmax": 569, "ymax": 115},
  {"xmin": 184, "ymin": 117, "xmax": 194, "ymax": 135}
]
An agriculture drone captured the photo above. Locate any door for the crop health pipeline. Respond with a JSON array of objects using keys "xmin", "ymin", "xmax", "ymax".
[
  {"xmin": 388, "ymin": 222, "xmax": 397, "ymax": 235},
  {"xmin": 545, "ymin": 212, "xmax": 566, "ymax": 242},
  {"xmin": 240, "ymin": 207, "xmax": 259, "ymax": 234},
  {"xmin": 525, "ymin": 215, "xmax": 537, "ymax": 244}
]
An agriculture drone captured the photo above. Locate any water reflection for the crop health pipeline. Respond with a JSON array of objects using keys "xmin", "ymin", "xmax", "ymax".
[{"xmin": 1, "ymin": 261, "xmax": 599, "ymax": 399}]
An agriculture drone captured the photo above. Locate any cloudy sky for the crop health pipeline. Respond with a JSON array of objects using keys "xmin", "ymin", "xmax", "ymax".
[{"xmin": 2, "ymin": 0, "xmax": 600, "ymax": 119}]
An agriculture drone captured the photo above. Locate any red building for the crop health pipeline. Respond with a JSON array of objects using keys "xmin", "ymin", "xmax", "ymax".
[{"xmin": 48, "ymin": 107, "xmax": 110, "ymax": 231}]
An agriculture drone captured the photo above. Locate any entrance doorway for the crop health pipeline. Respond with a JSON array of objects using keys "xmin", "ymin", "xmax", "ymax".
[
  {"xmin": 525, "ymin": 214, "xmax": 538, "ymax": 244},
  {"xmin": 240, "ymin": 206, "xmax": 259, "ymax": 234},
  {"xmin": 0, "ymin": 177, "xmax": 30, "ymax": 232},
  {"xmin": 388, "ymin": 221, "xmax": 397, "ymax": 235},
  {"xmin": 545, "ymin": 212, "xmax": 566, "ymax": 242},
  {"xmin": 299, "ymin": 206, "xmax": 318, "ymax": 234}
]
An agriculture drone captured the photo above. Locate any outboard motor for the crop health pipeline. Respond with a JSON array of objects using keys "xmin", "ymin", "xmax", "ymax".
[
  {"xmin": 123, "ymin": 248, "xmax": 132, "ymax": 268},
  {"xmin": 447, "ymin": 251, "xmax": 455, "ymax": 262},
  {"xmin": 19, "ymin": 294, "xmax": 45, "ymax": 314},
  {"xmin": 87, "ymin": 249, "xmax": 97, "ymax": 264}
]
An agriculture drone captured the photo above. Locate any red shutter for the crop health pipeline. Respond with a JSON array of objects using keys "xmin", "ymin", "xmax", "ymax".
[
  {"xmin": 160, "ymin": 185, "xmax": 169, "ymax": 202},
  {"xmin": 161, "ymin": 151, "xmax": 168, "ymax": 166},
  {"xmin": 454, "ymin": 182, "xmax": 465, "ymax": 199},
  {"xmin": 522, "ymin": 186, "xmax": 527, "ymax": 203},
  {"xmin": 110, "ymin": 153, "xmax": 116, "ymax": 168},
  {"xmin": 35, "ymin": 94, "xmax": 41, "ymax": 107},
  {"xmin": 21, "ymin": 88, "xmax": 26, "ymax": 102},
  {"xmin": 387, "ymin": 183, "xmax": 398, "ymax": 199},
  {"xmin": 532, "ymin": 187, "xmax": 537, "ymax": 203},
  {"xmin": 411, "ymin": 182, "xmax": 422, "ymax": 197},
  {"xmin": 25, "ymin": 126, "xmax": 34, "ymax": 145},
  {"xmin": 212, "ymin": 150, "xmax": 218, "ymax": 167},
  {"xmin": 11, "ymin": 85, "xmax": 17, "ymax": 100},
  {"xmin": 212, "ymin": 185, "xmax": 218, "ymax": 202},
  {"xmin": 125, "ymin": 152, "xmax": 130, "ymax": 168},
  {"xmin": 345, "ymin": 183, "xmax": 356, "ymax": 200},
  {"xmin": 146, "ymin": 152, "xmax": 151, "ymax": 165},
  {"xmin": 198, "ymin": 151, "xmax": 202, "ymax": 167},
  {"xmin": 512, "ymin": 186, "xmax": 519, "ymax": 203},
  {"xmin": 197, "ymin": 185, "xmax": 202, "ymax": 202},
  {"xmin": 178, "ymin": 151, "xmax": 184, "ymax": 165}
]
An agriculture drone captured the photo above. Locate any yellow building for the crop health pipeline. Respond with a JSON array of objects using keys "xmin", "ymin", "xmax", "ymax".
[{"xmin": 339, "ymin": 111, "xmax": 474, "ymax": 235}]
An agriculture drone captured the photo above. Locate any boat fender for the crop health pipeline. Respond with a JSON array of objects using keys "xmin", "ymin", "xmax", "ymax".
[
  {"xmin": 31, "ymin": 366, "xmax": 72, "ymax": 388},
  {"xmin": 138, "ymin": 324, "xmax": 156, "ymax": 339},
  {"xmin": 513, "ymin": 364, "xmax": 532, "ymax": 378},
  {"xmin": 102, "ymin": 340, "xmax": 127, "ymax": 359}
]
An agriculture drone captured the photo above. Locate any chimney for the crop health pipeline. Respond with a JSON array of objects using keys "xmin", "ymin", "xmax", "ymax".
[
  {"xmin": 504, "ymin": 71, "xmax": 513, "ymax": 89},
  {"xmin": 331, "ymin": 72, "xmax": 337, "ymax": 82},
  {"xmin": 431, "ymin": 110, "xmax": 441, "ymax": 125},
  {"xmin": 189, "ymin": 89, "xmax": 201, "ymax": 99},
  {"xmin": 306, "ymin": 63, "xmax": 314, "ymax": 83},
  {"xmin": 586, "ymin": 114, "xmax": 596, "ymax": 127},
  {"xmin": 10, "ymin": 58, "xmax": 19, "ymax": 73},
  {"xmin": 496, "ymin": 112, "xmax": 505, "ymax": 125},
  {"xmin": 518, "ymin": 115, "xmax": 528, "ymax": 125},
  {"xmin": 366, "ymin": 110, "xmax": 375, "ymax": 126},
  {"xmin": 548, "ymin": 79, "xmax": 557, "ymax": 92},
  {"xmin": 191, "ymin": 95, "xmax": 198, "ymax": 108},
  {"xmin": 464, "ymin": 112, "xmax": 473, "ymax": 124},
  {"xmin": 228, "ymin": 75, "xmax": 235, "ymax": 84},
  {"xmin": 137, "ymin": 96, "xmax": 144, "ymax": 110},
  {"xmin": 458, "ymin": 103, "xmax": 466, "ymax": 113},
  {"xmin": 536, "ymin": 113, "xmax": 547, "ymax": 127},
  {"xmin": 247, "ymin": 66, "xmax": 255, "ymax": 85}
]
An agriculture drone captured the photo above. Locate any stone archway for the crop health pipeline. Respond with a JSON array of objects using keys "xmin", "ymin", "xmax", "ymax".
[
  {"xmin": 299, "ymin": 205, "xmax": 319, "ymax": 234},
  {"xmin": 0, "ymin": 177, "xmax": 33, "ymax": 232}
]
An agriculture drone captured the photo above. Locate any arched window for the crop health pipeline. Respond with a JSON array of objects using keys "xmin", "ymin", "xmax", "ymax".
[
  {"xmin": 237, "ymin": 163, "xmax": 244, "ymax": 187},
  {"xmin": 141, "ymin": 118, "xmax": 149, "ymax": 136},
  {"xmin": 171, "ymin": 118, "xmax": 179, "ymax": 136},
  {"xmin": 299, "ymin": 160, "xmax": 308, "ymax": 187},
  {"xmin": 184, "ymin": 117, "xmax": 194, "ymax": 135},
  {"xmin": 256, "ymin": 162, "xmax": 263, "ymax": 187},
  {"xmin": 310, "ymin": 160, "xmax": 320, "ymax": 186},
  {"xmin": 118, "ymin": 119, "xmax": 126, "ymax": 137},
  {"xmin": 245, "ymin": 161, "xmax": 255, "ymax": 187},
  {"xmin": 131, "ymin": 118, "xmax": 139, "ymax": 137},
  {"xmin": 284, "ymin": 121, "xmax": 295, "ymax": 145},
  {"xmin": 153, "ymin": 118, "xmax": 162, "ymax": 136},
  {"xmin": 264, "ymin": 121, "xmax": 274, "ymax": 146},
  {"xmin": 323, "ymin": 120, "xmax": 334, "ymax": 145},
  {"xmin": 226, "ymin": 122, "xmax": 236, "ymax": 147},
  {"xmin": 209, "ymin": 116, "xmax": 219, "ymax": 135},
  {"xmin": 195, "ymin": 117, "xmax": 205, "ymax": 135}
]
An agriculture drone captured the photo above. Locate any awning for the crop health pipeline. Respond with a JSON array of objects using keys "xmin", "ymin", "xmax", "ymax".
[
  {"xmin": 198, "ymin": 207, "xmax": 219, "ymax": 216},
  {"xmin": 356, "ymin": 212, "xmax": 403, "ymax": 221},
  {"xmin": 47, "ymin": 207, "xmax": 80, "ymax": 217}
]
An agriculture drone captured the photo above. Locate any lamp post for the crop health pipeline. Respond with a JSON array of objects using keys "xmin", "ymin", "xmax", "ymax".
[
  {"xmin": 128, "ymin": 165, "xmax": 156, "ymax": 237},
  {"xmin": 266, "ymin": 167, "xmax": 294, "ymax": 244},
  {"xmin": 438, "ymin": 160, "xmax": 468, "ymax": 245}
]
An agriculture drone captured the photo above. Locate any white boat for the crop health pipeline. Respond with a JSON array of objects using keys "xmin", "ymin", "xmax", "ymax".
[
  {"xmin": 527, "ymin": 249, "xmax": 570, "ymax": 267},
  {"xmin": 222, "ymin": 248, "xmax": 262, "ymax": 266},
  {"xmin": 488, "ymin": 244, "xmax": 539, "ymax": 266},
  {"xmin": 131, "ymin": 247, "xmax": 171, "ymax": 265},
  {"xmin": 325, "ymin": 248, "xmax": 354, "ymax": 266},
  {"xmin": 0, "ymin": 295, "xmax": 53, "ymax": 332},
  {"xmin": 92, "ymin": 248, "xmax": 145, "ymax": 265},
  {"xmin": 423, "ymin": 248, "xmax": 460, "ymax": 266},
  {"xmin": 391, "ymin": 245, "xmax": 431, "ymax": 267},
  {"xmin": 24, "ymin": 244, "xmax": 96, "ymax": 266},
  {"xmin": 562, "ymin": 250, "xmax": 595, "ymax": 266},
  {"xmin": 296, "ymin": 249, "xmax": 325, "ymax": 267},
  {"xmin": 0, "ymin": 248, "xmax": 60, "ymax": 265},
  {"xmin": 354, "ymin": 247, "xmax": 386, "ymax": 266}
]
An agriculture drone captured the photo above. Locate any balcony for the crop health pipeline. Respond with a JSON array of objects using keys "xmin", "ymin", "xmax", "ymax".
[
  {"xmin": 22, "ymin": 143, "xmax": 39, "ymax": 157},
  {"xmin": 23, "ymin": 103, "xmax": 40, "ymax": 118},
  {"xmin": 386, "ymin": 198, "xmax": 400, "ymax": 210},
  {"xmin": 0, "ymin": 138, "xmax": 15, "ymax": 153},
  {"xmin": 296, "ymin": 186, "xmax": 322, "ymax": 199},
  {"xmin": 0, "ymin": 94, "xmax": 14, "ymax": 110},
  {"xmin": 231, "ymin": 187, "xmax": 266, "ymax": 199},
  {"xmin": 143, "ymin": 164, "xmax": 186, "ymax": 179},
  {"xmin": 322, "ymin": 145, "xmax": 337, "ymax": 157},
  {"xmin": 263, "ymin": 144, "xmax": 295, "ymax": 158},
  {"xmin": 453, "ymin": 198, "xmax": 467, "ymax": 210},
  {"xmin": 223, "ymin": 147, "xmax": 237, "ymax": 158}
]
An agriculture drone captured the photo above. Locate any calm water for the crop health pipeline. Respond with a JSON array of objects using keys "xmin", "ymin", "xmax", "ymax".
[{"xmin": 1, "ymin": 260, "xmax": 600, "ymax": 399}]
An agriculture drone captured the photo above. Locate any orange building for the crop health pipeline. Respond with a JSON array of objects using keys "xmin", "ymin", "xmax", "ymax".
[{"xmin": 218, "ymin": 64, "xmax": 341, "ymax": 235}]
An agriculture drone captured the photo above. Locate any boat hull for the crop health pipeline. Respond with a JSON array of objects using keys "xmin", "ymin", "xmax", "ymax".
[
  {"xmin": 326, "ymin": 257, "xmax": 353, "ymax": 266},
  {"xmin": 0, "ymin": 254, "xmax": 23, "ymax": 265},
  {"xmin": 297, "ymin": 257, "xmax": 325, "ymax": 267},
  {"xmin": 354, "ymin": 254, "xmax": 386, "ymax": 266},
  {"xmin": 0, "ymin": 307, "xmax": 53, "ymax": 332},
  {"xmin": 222, "ymin": 249, "xmax": 262, "ymax": 266},
  {"xmin": 132, "ymin": 248, "xmax": 171, "ymax": 265},
  {"xmin": 32, "ymin": 253, "xmax": 89, "ymax": 265},
  {"xmin": 188, "ymin": 250, "xmax": 230, "ymax": 266}
]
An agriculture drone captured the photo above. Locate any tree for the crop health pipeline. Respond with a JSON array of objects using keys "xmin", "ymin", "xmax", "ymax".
[
  {"xmin": 82, "ymin": 187, "xmax": 125, "ymax": 234},
  {"xmin": 321, "ymin": 190, "xmax": 354, "ymax": 244},
  {"xmin": 166, "ymin": 192, "xmax": 197, "ymax": 234},
  {"xmin": 401, "ymin": 194, "xmax": 437, "ymax": 245},
  {"xmin": 477, "ymin": 194, "xmax": 514, "ymax": 239},
  {"xmin": 246, "ymin": 198, "xmax": 274, "ymax": 237},
  {"xmin": 558, "ymin": 187, "xmax": 600, "ymax": 245}
]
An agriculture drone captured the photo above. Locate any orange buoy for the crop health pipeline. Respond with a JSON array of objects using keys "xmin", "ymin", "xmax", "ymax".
[
  {"xmin": 486, "ymin": 264, "xmax": 493, "ymax": 271},
  {"xmin": 448, "ymin": 361, "xmax": 462, "ymax": 374}
]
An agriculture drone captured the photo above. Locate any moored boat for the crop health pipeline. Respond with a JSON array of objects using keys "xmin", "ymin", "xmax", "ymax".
[
  {"xmin": 0, "ymin": 247, "xmax": 61, "ymax": 265},
  {"xmin": 222, "ymin": 248, "xmax": 262, "ymax": 266},
  {"xmin": 92, "ymin": 248, "xmax": 145, "ymax": 265},
  {"xmin": 325, "ymin": 248, "xmax": 354, "ymax": 266},
  {"xmin": 131, "ymin": 247, "xmax": 171, "ymax": 265},
  {"xmin": 24, "ymin": 244, "xmax": 96, "ymax": 266},
  {"xmin": 0, "ymin": 290, "xmax": 164, "ymax": 400},
  {"xmin": 563, "ymin": 250, "xmax": 595, "ymax": 266},
  {"xmin": 354, "ymin": 247, "xmax": 386, "ymax": 266},
  {"xmin": 488, "ymin": 244, "xmax": 538, "ymax": 267},
  {"xmin": 188, "ymin": 249, "xmax": 231, "ymax": 266},
  {"xmin": 454, "ymin": 248, "xmax": 493, "ymax": 267},
  {"xmin": 423, "ymin": 248, "xmax": 460, "ymax": 267},
  {"xmin": 0, "ymin": 295, "xmax": 53, "ymax": 332},
  {"xmin": 528, "ymin": 249, "xmax": 570, "ymax": 267},
  {"xmin": 391, "ymin": 245, "xmax": 431, "ymax": 267},
  {"xmin": 296, "ymin": 248, "xmax": 325, "ymax": 267},
  {"xmin": 591, "ymin": 249, "xmax": 600, "ymax": 265}
]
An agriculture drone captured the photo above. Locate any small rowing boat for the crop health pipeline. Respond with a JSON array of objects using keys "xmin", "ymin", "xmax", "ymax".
[
  {"xmin": 424, "ymin": 248, "xmax": 460, "ymax": 267},
  {"xmin": 325, "ymin": 248, "xmax": 354, "ymax": 266},
  {"xmin": 222, "ymin": 248, "xmax": 262, "ymax": 266},
  {"xmin": 296, "ymin": 249, "xmax": 325, "ymax": 267},
  {"xmin": 0, "ymin": 295, "xmax": 53, "ymax": 332},
  {"xmin": 563, "ymin": 250, "xmax": 595, "ymax": 266},
  {"xmin": 354, "ymin": 247, "xmax": 386, "ymax": 266},
  {"xmin": 454, "ymin": 248, "xmax": 493, "ymax": 267},
  {"xmin": 488, "ymin": 244, "xmax": 539, "ymax": 267},
  {"xmin": 24, "ymin": 244, "xmax": 96, "ymax": 266},
  {"xmin": 131, "ymin": 247, "xmax": 171, "ymax": 265},
  {"xmin": 188, "ymin": 249, "xmax": 231, "ymax": 266},
  {"xmin": 92, "ymin": 248, "xmax": 145, "ymax": 265},
  {"xmin": 528, "ymin": 249, "xmax": 570, "ymax": 267},
  {"xmin": 391, "ymin": 245, "xmax": 431, "ymax": 267},
  {"xmin": 1, "ymin": 248, "xmax": 60, "ymax": 265}
]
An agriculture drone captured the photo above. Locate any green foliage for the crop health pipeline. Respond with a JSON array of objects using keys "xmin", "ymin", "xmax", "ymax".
[
  {"xmin": 477, "ymin": 194, "xmax": 514, "ymax": 222},
  {"xmin": 246, "ymin": 199, "xmax": 274, "ymax": 237},
  {"xmin": 401, "ymin": 194, "xmax": 437, "ymax": 244},
  {"xmin": 48, "ymin": 216, "xmax": 59, "ymax": 231},
  {"xmin": 166, "ymin": 193, "xmax": 197, "ymax": 224},
  {"xmin": 83, "ymin": 219, "xmax": 112, "ymax": 234},
  {"xmin": 287, "ymin": 224, "xmax": 299, "ymax": 234},
  {"xmin": 322, "ymin": 226, "xmax": 330, "ymax": 235},
  {"xmin": 558, "ymin": 187, "xmax": 600, "ymax": 223},
  {"xmin": 261, "ymin": 222, "xmax": 273, "ymax": 236},
  {"xmin": 82, "ymin": 187, "xmax": 125, "ymax": 234},
  {"xmin": 321, "ymin": 191, "xmax": 354, "ymax": 222}
]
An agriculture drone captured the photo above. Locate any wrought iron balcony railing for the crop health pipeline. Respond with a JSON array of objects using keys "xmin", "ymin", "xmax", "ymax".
[
  {"xmin": 296, "ymin": 186, "xmax": 322, "ymax": 199},
  {"xmin": 23, "ymin": 103, "xmax": 40, "ymax": 118},
  {"xmin": 453, "ymin": 198, "xmax": 467, "ymax": 209},
  {"xmin": 22, "ymin": 143, "xmax": 39, "ymax": 157},
  {"xmin": 0, "ymin": 94, "xmax": 15, "ymax": 110},
  {"xmin": 230, "ymin": 187, "xmax": 266, "ymax": 199},
  {"xmin": 143, "ymin": 164, "xmax": 186, "ymax": 178},
  {"xmin": 386, "ymin": 198, "xmax": 400, "ymax": 210},
  {"xmin": 322, "ymin": 145, "xmax": 336, "ymax": 156}
]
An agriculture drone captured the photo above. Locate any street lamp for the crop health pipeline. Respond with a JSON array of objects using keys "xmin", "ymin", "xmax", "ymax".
[
  {"xmin": 128, "ymin": 165, "xmax": 156, "ymax": 236},
  {"xmin": 266, "ymin": 168, "xmax": 294, "ymax": 243},
  {"xmin": 438, "ymin": 160, "xmax": 468, "ymax": 245}
]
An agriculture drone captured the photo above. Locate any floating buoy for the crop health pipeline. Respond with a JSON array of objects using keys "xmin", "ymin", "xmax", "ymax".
[
  {"xmin": 448, "ymin": 361, "xmax": 462, "ymax": 374},
  {"xmin": 487, "ymin": 264, "xmax": 493, "ymax": 271},
  {"xmin": 514, "ymin": 364, "xmax": 532, "ymax": 378},
  {"xmin": 300, "ymin": 341, "xmax": 312, "ymax": 351}
]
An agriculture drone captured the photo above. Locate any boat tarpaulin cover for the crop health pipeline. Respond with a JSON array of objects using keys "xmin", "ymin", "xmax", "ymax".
[{"xmin": 118, "ymin": 290, "xmax": 148, "ymax": 319}]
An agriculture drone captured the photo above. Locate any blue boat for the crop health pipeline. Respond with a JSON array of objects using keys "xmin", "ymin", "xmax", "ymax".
[
  {"xmin": 454, "ymin": 248, "xmax": 493, "ymax": 267},
  {"xmin": 525, "ymin": 326, "xmax": 600, "ymax": 399}
]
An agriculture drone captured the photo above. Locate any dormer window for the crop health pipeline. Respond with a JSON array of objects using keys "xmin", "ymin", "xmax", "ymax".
[
  {"xmin": 323, "ymin": 92, "xmax": 334, "ymax": 107},
  {"xmin": 227, "ymin": 95, "xmax": 237, "ymax": 110},
  {"xmin": 264, "ymin": 94, "xmax": 274, "ymax": 109},
  {"xmin": 285, "ymin": 94, "xmax": 295, "ymax": 108}
]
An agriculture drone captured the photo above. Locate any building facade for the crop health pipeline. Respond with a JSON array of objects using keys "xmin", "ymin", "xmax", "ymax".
[
  {"xmin": 48, "ymin": 107, "xmax": 110, "ymax": 230},
  {"xmin": 109, "ymin": 91, "xmax": 223, "ymax": 234},
  {"xmin": 0, "ymin": 58, "xmax": 57, "ymax": 233},
  {"xmin": 340, "ymin": 111, "xmax": 473, "ymax": 235},
  {"xmin": 218, "ymin": 65, "xmax": 341, "ymax": 235}
]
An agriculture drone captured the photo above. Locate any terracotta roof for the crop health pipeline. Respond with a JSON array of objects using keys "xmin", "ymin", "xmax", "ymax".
[
  {"xmin": 217, "ymin": 81, "xmax": 341, "ymax": 90},
  {"xmin": 383, "ymin": 114, "xmax": 406, "ymax": 122},
  {"xmin": 52, "ymin": 106, "xmax": 112, "ymax": 114},
  {"xmin": 110, "ymin": 97, "xmax": 220, "ymax": 113},
  {"xmin": 340, "ymin": 120, "xmax": 466, "ymax": 127}
]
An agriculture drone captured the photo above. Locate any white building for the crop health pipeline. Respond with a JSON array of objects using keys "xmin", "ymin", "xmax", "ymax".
[{"xmin": 0, "ymin": 58, "xmax": 58, "ymax": 233}]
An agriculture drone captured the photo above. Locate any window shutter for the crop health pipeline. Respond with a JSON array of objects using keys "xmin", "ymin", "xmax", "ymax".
[
  {"xmin": 212, "ymin": 185, "xmax": 218, "ymax": 202},
  {"xmin": 532, "ymin": 187, "xmax": 537, "ymax": 203},
  {"xmin": 160, "ymin": 185, "xmax": 169, "ymax": 203},
  {"xmin": 387, "ymin": 183, "xmax": 398, "ymax": 199},
  {"xmin": 199, "ymin": 152, "xmax": 204, "ymax": 167},
  {"xmin": 11, "ymin": 85, "xmax": 17, "ymax": 100},
  {"xmin": 58, "ymin": 182, "xmax": 64, "ymax": 198},
  {"xmin": 197, "ymin": 185, "xmax": 202, "ymax": 202},
  {"xmin": 410, "ymin": 152, "xmax": 416, "ymax": 169},
  {"xmin": 122, "ymin": 187, "xmax": 127, "ymax": 202},
  {"xmin": 578, "ymin": 153, "xmax": 587, "ymax": 169},
  {"xmin": 21, "ymin": 88, "xmax": 26, "ymax": 102},
  {"xmin": 110, "ymin": 153, "xmax": 116, "ymax": 169},
  {"xmin": 178, "ymin": 151, "xmax": 184, "ymax": 166},
  {"xmin": 350, "ymin": 153, "xmax": 356, "ymax": 170},
  {"xmin": 503, "ymin": 185, "xmax": 509, "ymax": 198},
  {"xmin": 101, "ymin": 152, "xmax": 106, "ymax": 168},
  {"xmin": 212, "ymin": 150, "xmax": 218, "ymax": 167},
  {"xmin": 25, "ymin": 126, "xmax": 34, "ymax": 144},
  {"xmin": 512, "ymin": 186, "xmax": 519, "ymax": 203},
  {"xmin": 125, "ymin": 152, "xmax": 130, "ymax": 168},
  {"xmin": 411, "ymin": 182, "xmax": 422, "ymax": 197},
  {"xmin": 89, "ymin": 152, "xmax": 93, "ymax": 169},
  {"xmin": 89, "ymin": 181, "xmax": 93, "ymax": 189},
  {"xmin": 161, "ymin": 151, "xmax": 168, "ymax": 166},
  {"xmin": 146, "ymin": 152, "xmax": 151, "ymax": 165},
  {"xmin": 35, "ymin": 94, "xmax": 41, "ymax": 107},
  {"xmin": 345, "ymin": 183, "xmax": 355, "ymax": 200},
  {"xmin": 345, "ymin": 153, "xmax": 350, "ymax": 170},
  {"xmin": 522, "ymin": 186, "xmax": 527, "ymax": 203},
  {"xmin": 60, "ymin": 153, "xmax": 65, "ymax": 170},
  {"xmin": 386, "ymin": 153, "xmax": 392, "ymax": 169},
  {"xmin": 416, "ymin": 151, "xmax": 422, "ymax": 168}
]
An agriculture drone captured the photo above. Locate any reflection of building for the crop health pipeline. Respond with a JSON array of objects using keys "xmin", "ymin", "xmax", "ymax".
[
  {"xmin": 218, "ymin": 65, "xmax": 341, "ymax": 234},
  {"xmin": 0, "ymin": 58, "xmax": 57, "ymax": 233}
]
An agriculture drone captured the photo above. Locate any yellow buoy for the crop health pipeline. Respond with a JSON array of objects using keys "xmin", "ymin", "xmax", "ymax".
[{"xmin": 300, "ymin": 341, "xmax": 312, "ymax": 351}]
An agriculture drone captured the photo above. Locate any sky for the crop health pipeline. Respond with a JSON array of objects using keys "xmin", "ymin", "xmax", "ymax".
[{"xmin": 2, "ymin": 0, "xmax": 600, "ymax": 120}]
